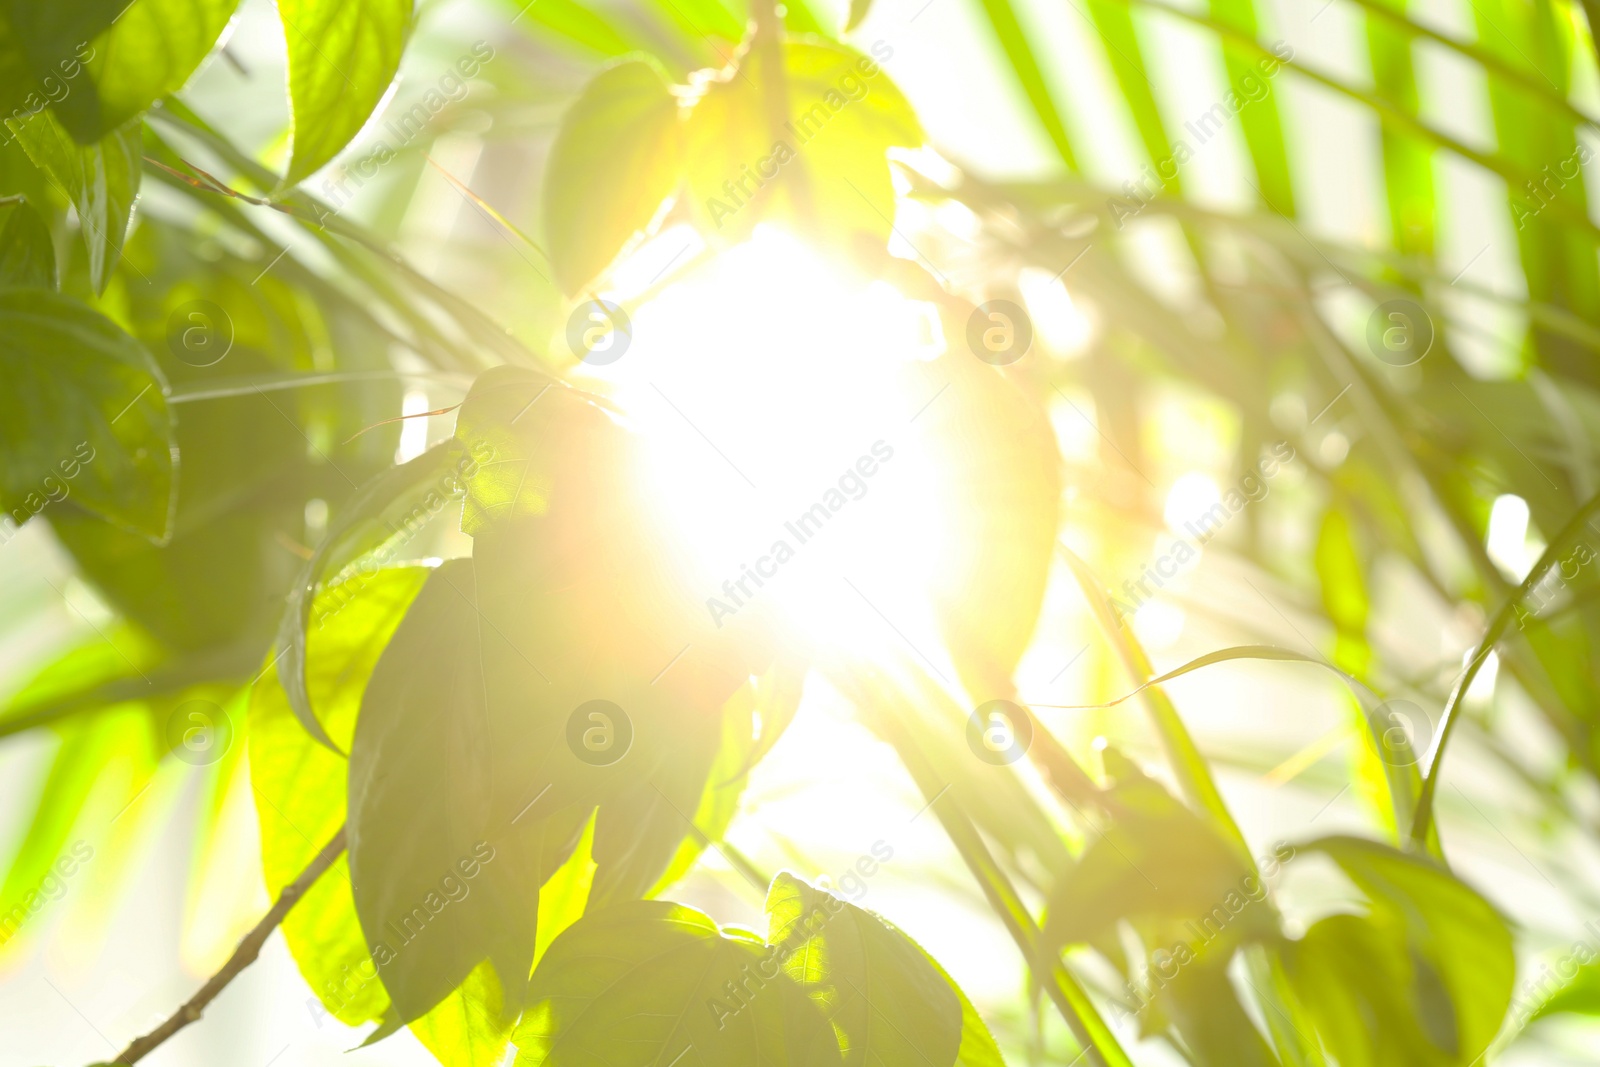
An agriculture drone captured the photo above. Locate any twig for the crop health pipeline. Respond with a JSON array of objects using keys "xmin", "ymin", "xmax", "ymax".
[{"xmin": 112, "ymin": 826, "xmax": 347, "ymax": 1065}]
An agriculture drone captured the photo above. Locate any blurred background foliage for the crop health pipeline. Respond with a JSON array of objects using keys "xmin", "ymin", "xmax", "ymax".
[{"xmin": 4, "ymin": 0, "xmax": 1600, "ymax": 1062}]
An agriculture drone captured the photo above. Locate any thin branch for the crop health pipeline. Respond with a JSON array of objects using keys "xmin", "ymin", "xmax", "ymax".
[{"xmin": 112, "ymin": 827, "xmax": 347, "ymax": 1065}]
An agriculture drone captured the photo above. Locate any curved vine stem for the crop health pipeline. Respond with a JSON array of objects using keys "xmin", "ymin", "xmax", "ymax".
[
  {"xmin": 1410, "ymin": 489, "xmax": 1600, "ymax": 848},
  {"xmin": 111, "ymin": 827, "xmax": 347, "ymax": 1065}
]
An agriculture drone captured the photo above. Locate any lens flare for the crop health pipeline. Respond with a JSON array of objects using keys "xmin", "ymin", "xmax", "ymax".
[{"xmin": 583, "ymin": 225, "xmax": 954, "ymax": 652}]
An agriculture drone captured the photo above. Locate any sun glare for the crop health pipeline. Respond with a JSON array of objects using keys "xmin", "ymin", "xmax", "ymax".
[{"xmin": 584, "ymin": 225, "xmax": 955, "ymax": 653}]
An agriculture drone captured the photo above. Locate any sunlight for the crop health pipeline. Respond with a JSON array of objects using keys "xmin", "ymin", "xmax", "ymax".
[
  {"xmin": 396, "ymin": 389, "xmax": 431, "ymax": 463},
  {"xmin": 1018, "ymin": 266, "xmax": 1093, "ymax": 358},
  {"xmin": 585, "ymin": 225, "xmax": 953, "ymax": 652},
  {"xmin": 1163, "ymin": 471, "xmax": 1223, "ymax": 532},
  {"xmin": 1486, "ymin": 493, "xmax": 1535, "ymax": 580}
]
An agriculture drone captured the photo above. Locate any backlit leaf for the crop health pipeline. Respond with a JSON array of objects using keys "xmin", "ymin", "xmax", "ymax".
[
  {"xmin": 1287, "ymin": 836, "xmax": 1514, "ymax": 1065},
  {"xmin": 543, "ymin": 57, "xmax": 682, "ymax": 295},
  {"xmin": 12, "ymin": 110, "xmax": 140, "ymax": 292},
  {"xmin": 50, "ymin": 0, "xmax": 240, "ymax": 142},
  {"xmin": 767, "ymin": 872, "xmax": 963, "ymax": 1067},
  {"xmin": 683, "ymin": 40, "xmax": 921, "ymax": 250},
  {"xmin": 249, "ymin": 565, "xmax": 430, "ymax": 1027},
  {"xmin": 409, "ymin": 959, "xmax": 516, "ymax": 1067},
  {"xmin": 278, "ymin": 0, "xmax": 413, "ymax": 186},
  {"xmin": 515, "ymin": 899, "xmax": 844, "ymax": 1066}
]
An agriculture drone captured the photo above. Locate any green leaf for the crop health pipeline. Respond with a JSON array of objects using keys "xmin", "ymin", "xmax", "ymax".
[
  {"xmin": 347, "ymin": 558, "xmax": 595, "ymax": 1025},
  {"xmin": 499, "ymin": 0, "xmax": 648, "ymax": 59},
  {"xmin": 767, "ymin": 872, "xmax": 963, "ymax": 1067},
  {"xmin": 1206, "ymin": 0, "xmax": 1295, "ymax": 215},
  {"xmin": 0, "ymin": 626, "xmax": 163, "ymax": 737},
  {"xmin": 0, "ymin": 287, "xmax": 173, "ymax": 540},
  {"xmin": 532, "ymin": 815, "xmax": 598, "ymax": 969},
  {"xmin": 278, "ymin": 0, "xmax": 413, "ymax": 187},
  {"xmin": 1152, "ymin": 955, "xmax": 1279, "ymax": 1067},
  {"xmin": 971, "ymin": 0, "xmax": 1075, "ymax": 169},
  {"xmin": 543, "ymin": 57, "xmax": 682, "ymax": 295},
  {"xmin": 1288, "ymin": 914, "xmax": 1453, "ymax": 1067},
  {"xmin": 0, "ymin": 709, "xmax": 156, "ymax": 942},
  {"xmin": 1527, "ymin": 953, "xmax": 1600, "ymax": 1025},
  {"xmin": 1364, "ymin": 0, "xmax": 1434, "ymax": 259},
  {"xmin": 450, "ymin": 366, "xmax": 572, "ymax": 534},
  {"xmin": 408, "ymin": 959, "xmax": 517, "ymax": 1067},
  {"xmin": 1286, "ymin": 836, "xmax": 1514, "ymax": 1065},
  {"xmin": 515, "ymin": 899, "xmax": 844, "ymax": 1065},
  {"xmin": 844, "ymin": 0, "xmax": 874, "ymax": 31},
  {"xmin": 276, "ymin": 437, "xmax": 472, "ymax": 752},
  {"xmin": 924, "ymin": 350, "xmax": 1060, "ymax": 701},
  {"xmin": 346, "ymin": 557, "xmax": 515, "ymax": 1024},
  {"xmin": 11, "ymin": 110, "xmax": 140, "ymax": 292},
  {"xmin": 46, "ymin": 355, "xmax": 336, "ymax": 653},
  {"xmin": 249, "ymin": 565, "xmax": 431, "ymax": 1027},
  {"xmin": 587, "ymin": 700, "xmax": 723, "ymax": 908},
  {"xmin": 50, "ymin": 0, "xmax": 240, "ymax": 142},
  {"xmin": 648, "ymin": 663, "xmax": 806, "ymax": 897},
  {"xmin": 914, "ymin": 949, "xmax": 1007, "ymax": 1067},
  {"xmin": 0, "ymin": 199, "xmax": 55, "ymax": 287},
  {"xmin": 683, "ymin": 40, "xmax": 921, "ymax": 250},
  {"xmin": 0, "ymin": 1, "xmax": 123, "ymax": 122},
  {"xmin": 1041, "ymin": 751, "xmax": 1274, "ymax": 959}
]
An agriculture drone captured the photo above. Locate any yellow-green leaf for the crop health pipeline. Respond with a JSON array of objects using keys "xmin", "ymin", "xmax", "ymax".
[
  {"xmin": 248, "ymin": 564, "xmax": 431, "ymax": 1027},
  {"xmin": 683, "ymin": 40, "xmax": 920, "ymax": 250},
  {"xmin": 278, "ymin": 0, "xmax": 412, "ymax": 187},
  {"xmin": 543, "ymin": 57, "xmax": 682, "ymax": 295},
  {"xmin": 51, "ymin": 0, "xmax": 239, "ymax": 142}
]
